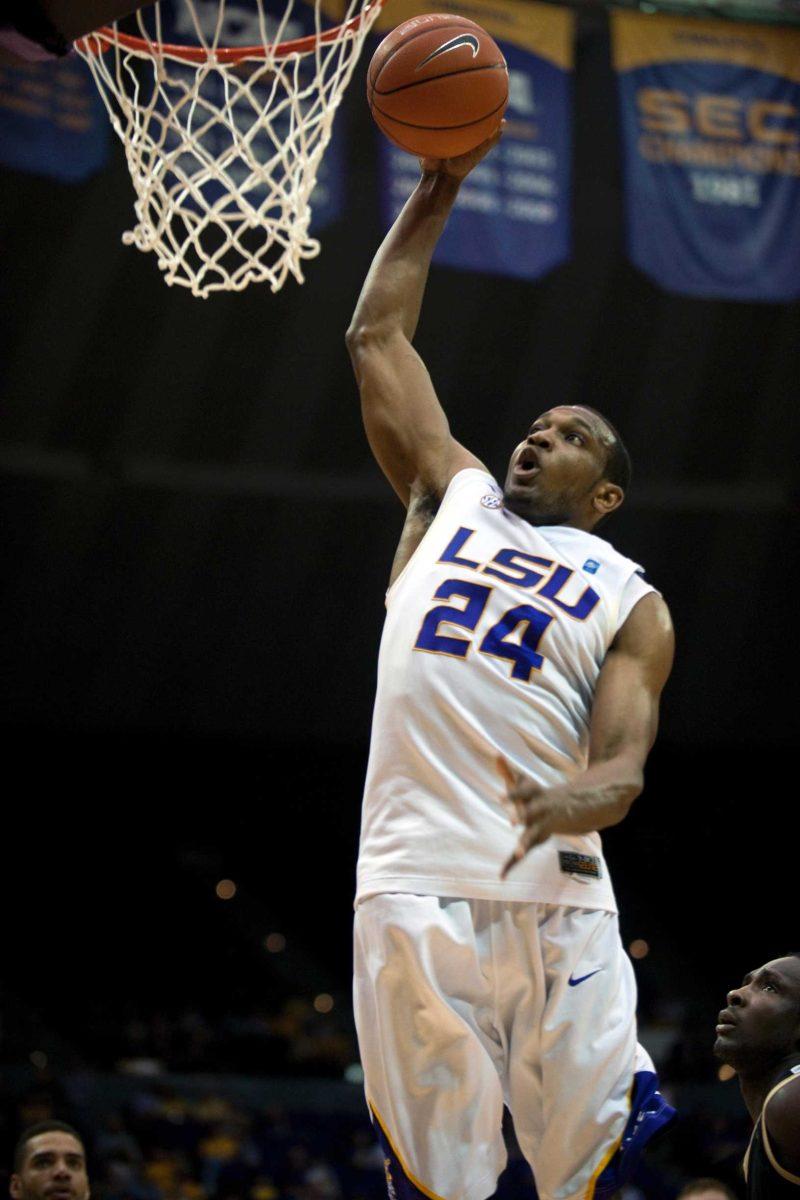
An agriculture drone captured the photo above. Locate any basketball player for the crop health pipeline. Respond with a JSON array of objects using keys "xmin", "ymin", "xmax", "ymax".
[
  {"xmin": 10, "ymin": 1123, "xmax": 90, "ymax": 1200},
  {"xmin": 714, "ymin": 955, "xmax": 800, "ymax": 1198},
  {"xmin": 346, "ymin": 130, "xmax": 676, "ymax": 1200}
]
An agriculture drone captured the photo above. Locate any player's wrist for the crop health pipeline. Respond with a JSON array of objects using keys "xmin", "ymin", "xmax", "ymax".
[
  {"xmin": 563, "ymin": 780, "xmax": 636, "ymax": 831},
  {"xmin": 417, "ymin": 170, "xmax": 462, "ymax": 211},
  {"xmin": 419, "ymin": 168, "xmax": 460, "ymax": 191}
]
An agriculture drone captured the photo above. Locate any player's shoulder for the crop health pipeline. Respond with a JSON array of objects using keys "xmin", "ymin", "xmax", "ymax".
[
  {"xmin": 610, "ymin": 591, "xmax": 674, "ymax": 674},
  {"xmin": 618, "ymin": 589, "xmax": 672, "ymax": 634},
  {"xmin": 439, "ymin": 462, "xmax": 500, "ymax": 506},
  {"xmin": 542, "ymin": 526, "xmax": 648, "ymax": 596},
  {"xmin": 581, "ymin": 527, "xmax": 644, "ymax": 575},
  {"xmin": 764, "ymin": 1067, "xmax": 800, "ymax": 1150}
]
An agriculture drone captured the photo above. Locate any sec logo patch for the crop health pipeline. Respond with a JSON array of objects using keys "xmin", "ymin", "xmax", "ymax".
[{"xmin": 481, "ymin": 494, "xmax": 503, "ymax": 509}]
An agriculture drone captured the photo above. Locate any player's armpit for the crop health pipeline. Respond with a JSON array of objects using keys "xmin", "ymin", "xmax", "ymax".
[
  {"xmin": 347, "ymin": 325, "xmax": 484, "ymax": 506},
  {"xmin": 764, "ymin": 1077, "xmax": 800, "ymax": 1176},
  {"xmin": 586, "ymin": 592, "xmax": 675, "ymax": 805}
]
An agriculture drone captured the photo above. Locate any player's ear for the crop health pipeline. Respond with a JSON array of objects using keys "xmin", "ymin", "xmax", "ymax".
[
  {"xmin": 593, "ymin": 480, "xmax": 624, "ymax": 518},
  {"xmin": 10, "ymin": 1174, "xmax": 22, "ymax": 1200}
]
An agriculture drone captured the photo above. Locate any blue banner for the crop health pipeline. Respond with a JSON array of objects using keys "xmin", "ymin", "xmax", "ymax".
[
  {"xmin": 613, "ymin": 12, "xmax": 800, "ymax": 302},
  {"xmin": 374, "ymin": 0, "xmax": 574, "ymax": 282},
  {"xmin": 0, "ymin": 55, "xmax": 108, "ymax": 182}
]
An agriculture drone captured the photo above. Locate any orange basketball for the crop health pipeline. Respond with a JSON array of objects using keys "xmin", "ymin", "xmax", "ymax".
[{"xmin": 367, "ymin": 14, "xmax": 508, "ymax": 159}]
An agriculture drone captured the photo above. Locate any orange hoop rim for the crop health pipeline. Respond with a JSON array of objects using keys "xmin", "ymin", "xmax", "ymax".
[{"xmin": 77, "ymin": 0, "xmax": 385, "ymax": 61}]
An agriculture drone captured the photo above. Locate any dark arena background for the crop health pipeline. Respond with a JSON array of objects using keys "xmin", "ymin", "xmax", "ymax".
[{"xmin": 1, "ymin": 0, "xmax": 798, "ymax": 1197}]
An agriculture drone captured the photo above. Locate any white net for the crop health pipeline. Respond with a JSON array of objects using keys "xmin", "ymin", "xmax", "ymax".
[{"xmin": 77, "ymin": 0, "xmax": 383, "ymax": 297}]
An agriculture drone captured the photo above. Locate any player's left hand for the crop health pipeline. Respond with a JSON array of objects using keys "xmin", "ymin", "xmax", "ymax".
[{"xmin": 497, "ymin": 757, "xmax": 568, "ymax": 879}]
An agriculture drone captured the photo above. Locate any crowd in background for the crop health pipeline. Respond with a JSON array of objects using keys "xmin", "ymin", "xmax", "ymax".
[{"xmin": 0, "ymin": 998, "xmax": 753, "ymax": 1200}]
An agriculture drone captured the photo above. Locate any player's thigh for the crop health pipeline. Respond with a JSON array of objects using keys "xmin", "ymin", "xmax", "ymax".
[
  {"xmin": 353, "ymin": 893, "xmax": 507, "ymax": 1200},
  {"xmin": 507, "ymin": 906, "xmax": 638, "ymax": 1200}
]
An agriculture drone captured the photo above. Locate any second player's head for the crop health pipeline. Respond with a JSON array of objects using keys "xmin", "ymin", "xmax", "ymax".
[
  {"xmin": 502, "ymin": 406, "xmax": 630, "ymax": 530},
  {"xmin": 714, "ymin": 954, "xmax": 800, "ymax": 1075},
  {"xmin": 11, "ymin": 1123, "xmax": 89, "ymax": 1200}
]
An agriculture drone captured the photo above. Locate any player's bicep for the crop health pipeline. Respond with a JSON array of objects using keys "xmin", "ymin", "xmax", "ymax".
[
  {"xmin": 349, "ymin": 329, "xmax": 484, "ymax": 506},
  {"xmin": 588, "ymin": 593, "xmax": 675, "ymax": 769}
]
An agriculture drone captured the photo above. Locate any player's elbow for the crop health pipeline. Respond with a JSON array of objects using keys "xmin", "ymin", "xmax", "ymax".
[
  {"xmin": 346, "ymin": 303, "xmax": 414, "ymax": 349},
  {"xmin": 346, "ymin": 321, "xmax": 393, "ymax": 358},
  {"xmin": 346, "ymin": 323, "xmax": 410, "ymax": 389},
  {"xmin": 614, "ymin": 764, "xmax": 644, "ymax": 822},
  {"xmin": 346, "ymin": 325, "xmax": 383, "ymax": 388},
  {"xmin": 594, "ymin": 753, "xmax": 644, "ymax": 827},
  {"xmin": 345, "ymin": 321, "xmax": 366, "ymax": 354}
]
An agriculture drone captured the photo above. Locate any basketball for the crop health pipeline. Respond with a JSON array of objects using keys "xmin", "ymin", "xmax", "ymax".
[{"xmin": 367, "ymin": 14, "xmax": 508, "ymax": 159}]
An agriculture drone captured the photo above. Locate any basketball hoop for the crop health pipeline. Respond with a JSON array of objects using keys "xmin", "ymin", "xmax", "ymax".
[{"xmin": 76, "ymin": 0, "xmax": 386, "ymax": 297}]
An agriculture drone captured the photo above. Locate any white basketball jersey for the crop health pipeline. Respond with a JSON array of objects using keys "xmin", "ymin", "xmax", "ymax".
[{"xmin": 356, "ymin": 469, "xmax": 655, "ymax": 911}]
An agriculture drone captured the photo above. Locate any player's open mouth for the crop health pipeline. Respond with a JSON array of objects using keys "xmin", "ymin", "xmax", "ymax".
[
  {"xmin": 514, "ymin": 451, "xmax": 539, "ymax": 478},
  {"xmin": 715, "ymin": 1010, "xmax": 737, "ymax": 1034}
]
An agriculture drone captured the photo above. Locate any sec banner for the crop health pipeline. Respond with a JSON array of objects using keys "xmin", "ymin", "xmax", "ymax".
[
  {"xmin": 0, "ymin": 56, "xmax": 108, "ymax": 183},
  {"xmin": 613, "ymin": 12, "xmax": 800, "ymax": 302},
  {"xmin": 374, "ymin": 0, "xmax": 574, "ymax": 282}
]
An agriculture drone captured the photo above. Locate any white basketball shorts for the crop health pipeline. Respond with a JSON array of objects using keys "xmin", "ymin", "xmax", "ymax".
[{"xmin": 353, "ymin": 893, "xmax": 669, "ymax": 1200}]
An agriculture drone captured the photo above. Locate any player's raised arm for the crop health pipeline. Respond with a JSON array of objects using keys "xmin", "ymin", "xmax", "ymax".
[
  {"xmin": 346, "ymin": 133, "xmax": 502, "ymax": 508},
  {"xmin": 501, "ymin": 591, "xmax": 674, "ymax": 875}
]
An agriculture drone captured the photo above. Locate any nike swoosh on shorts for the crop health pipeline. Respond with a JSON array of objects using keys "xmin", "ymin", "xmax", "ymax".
[{"xmin": 568, "ymin": 969, "xmax": 603, "ymax": 986}]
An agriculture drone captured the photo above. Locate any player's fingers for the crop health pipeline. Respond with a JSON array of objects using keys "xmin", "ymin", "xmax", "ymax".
[
  {"xmin": 497, "ymin": 757, "xmax": 544, "ymax": 803},
  {"xmin": 499, "ymin": 794, "xmax": 522, "ymax": 825},
  {"xmin": 496, "ymin": 755, "xmax": 517, "ymax": 789},
  {"xmin": 518, "ymin": 795, "xmax": 548, "ymax": 825},
  {"xmin": 496, "ymin": 758, "xmax": 528, "ymax": 824},
  {"xmin": 500, "ymin": 822, "xmax": 547, "ymax": 878},
  {"xmin": 509, "ymin": 778, "xmax": 543, "ymax": 803},
  {"xmin": 500, "ymin": 846, "xmax": 522, "ymax": 880}
]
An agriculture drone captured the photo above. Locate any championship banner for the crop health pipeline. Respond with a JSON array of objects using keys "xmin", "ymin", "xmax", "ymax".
[
  {"xmin": 374, "ymin": 0, "xmax": 574, "ymax": 281},
  {"xmin": 0, "ymin": 56, "xmax": 109, "ymax": 182},
  {"xmin": 613, "ymin": 12, "xmax": 800, "ymax": 302}
]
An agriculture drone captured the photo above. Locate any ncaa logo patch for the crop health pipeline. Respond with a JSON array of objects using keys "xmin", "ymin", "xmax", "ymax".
[
  {"xmin": 583, "ymin": 558, "xmax": 600, "ymax": 574},
  {"xmin": 481, "ymin": 493, "xmax": 503, "ymax": 509}
]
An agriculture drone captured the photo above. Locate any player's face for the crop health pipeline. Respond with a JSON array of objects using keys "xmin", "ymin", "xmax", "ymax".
[
  {"xmin": 10, "ymin": 1134, "xmax": 89, "ymax": 1200},
  {"xmin": 502, "ymin": 407, "xmax": 619, "ymax": 527},
  {"xmin": 714, "ymin": 957, "xmax": 800, "ymax": 1072}
]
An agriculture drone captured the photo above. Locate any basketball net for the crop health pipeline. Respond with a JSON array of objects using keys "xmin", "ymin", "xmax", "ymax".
[{"xmin": 76, "ymin": 0, "xmax": 385, "ymax": 297}]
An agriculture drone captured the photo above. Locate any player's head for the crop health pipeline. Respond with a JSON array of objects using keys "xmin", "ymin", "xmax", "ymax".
[
  {"xmin": 11, "ymin": 1123, "xmax": 89, "ymax": 1200},
  {"xmin": 677, "ymin": 1178, "xmax": 738, "ymax": 1200},
  {"xmin": 714, "ymin": 954, "xmax": 800, "ymax": 1075},
  {"xmin": 502, "ymin": 406, "xmax": 631, "ymax": 530}
]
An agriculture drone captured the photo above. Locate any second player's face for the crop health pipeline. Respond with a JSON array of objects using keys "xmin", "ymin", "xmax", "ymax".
[
  {"xmin": 10, "ymin": 1133, "xmax": 89, "ymax": 1200},
  {"xmin": 714, "ymin": 957, "xmax": 800, "ymax": 1071},
  {"xmin": 502, "ymin": 406, "xmax": 613, "ymax": 526}
]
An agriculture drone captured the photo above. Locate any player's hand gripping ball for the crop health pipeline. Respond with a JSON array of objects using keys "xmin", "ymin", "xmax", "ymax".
[{"xmin": 367, "ymin": 14, "xmax": 508, "ymax": 159}]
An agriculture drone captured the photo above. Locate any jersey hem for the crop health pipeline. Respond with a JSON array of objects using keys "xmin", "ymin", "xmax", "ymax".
[{"xmin": 355, "ymin": 875, "xmax": 618, "ymax": 913}]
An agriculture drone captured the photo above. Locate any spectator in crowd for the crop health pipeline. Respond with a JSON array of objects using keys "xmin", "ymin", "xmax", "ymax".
[{"xmin": 10, "ymin": 1122, "xmax": 89, "ymax": 1200}]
